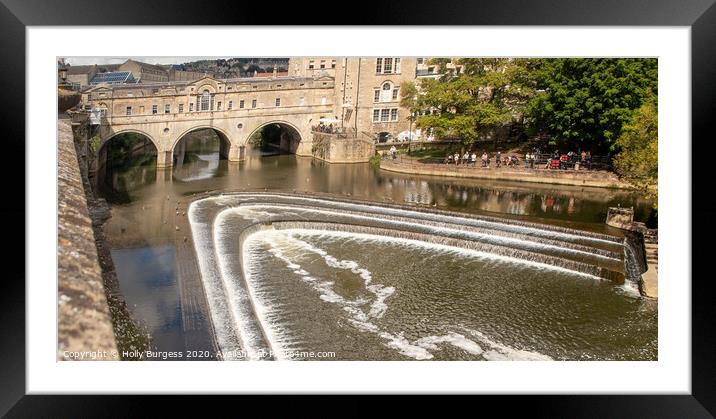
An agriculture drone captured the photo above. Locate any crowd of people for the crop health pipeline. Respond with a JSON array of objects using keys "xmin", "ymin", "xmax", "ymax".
[
  {"xmin": 312, "ymin": 123, "xmax": 340, "ymax": 134},
  {"xmin": 442, "ymin": 148, "xmax": 595, "ymax": 170}
]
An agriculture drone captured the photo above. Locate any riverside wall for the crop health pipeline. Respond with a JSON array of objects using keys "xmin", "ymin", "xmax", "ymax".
[
  {"xmin": 380, "ymin": 158, "xmax": 632, "ymax": 189},
  {"xmin": 57, "ymin": 119, "xmax": 119, "ymax": 360}
]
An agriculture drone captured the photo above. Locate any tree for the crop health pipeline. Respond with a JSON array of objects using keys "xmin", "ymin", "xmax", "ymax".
[
  {"xmin": 526, "ymin": 58, "xmax": 657, "ymax": 154},
  {"xmin": 613, "ymin": 95, "xmax": 658, "ymax": 194},
  {"xmin": 404, "ymin": 58, "xmax": 540, "ymax": 146}
]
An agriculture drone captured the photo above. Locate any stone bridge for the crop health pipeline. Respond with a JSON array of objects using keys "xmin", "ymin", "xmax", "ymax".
[{"xmin": 81, "ymin": 75, "xmax": 337, "ymax": 168}]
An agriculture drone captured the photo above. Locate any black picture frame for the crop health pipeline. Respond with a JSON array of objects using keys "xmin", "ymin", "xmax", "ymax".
[{"xmin": 3, "ymin": 0, "xmax": 714, "ymax": 416}]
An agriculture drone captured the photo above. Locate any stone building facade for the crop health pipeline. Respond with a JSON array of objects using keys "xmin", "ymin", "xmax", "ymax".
[
  {"xmin": 82, "ymin": 75, "xmax": 336, "ymax": 166},
  {"xmin": 80, "ymin": 57, "xmax": 441, "ymax": 167},
  {"xmin": 118, "ymin": 59, "xmax": 170, "ymax": 83},
  {"xmin": 290, "ymin": 57, "xmax": 420, "ymax": 140}
]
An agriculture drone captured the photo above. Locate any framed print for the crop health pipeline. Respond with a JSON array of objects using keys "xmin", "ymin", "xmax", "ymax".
[{"xmin": 3, "ymin": 0, "xmax": 716, "ymax": 415}]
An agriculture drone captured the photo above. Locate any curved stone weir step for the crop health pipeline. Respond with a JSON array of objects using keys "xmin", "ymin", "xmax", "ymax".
[
  {"xmin": 188, "ymin": 192, "xmax": 638, "ymax": 360},
  {"xmin": 227, "ymin": 202, "xmax": 624, "ymax": 268}
]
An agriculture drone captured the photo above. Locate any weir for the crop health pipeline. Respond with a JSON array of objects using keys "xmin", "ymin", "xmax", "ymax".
[{"xmin": 187, "ymin": 192, "xmax": 649, "ymax": 361}]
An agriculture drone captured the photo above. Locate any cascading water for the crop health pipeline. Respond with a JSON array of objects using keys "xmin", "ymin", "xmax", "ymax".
[{"xmin": 188, "ymin": 192, "xmax": 657, "ymax": 361}]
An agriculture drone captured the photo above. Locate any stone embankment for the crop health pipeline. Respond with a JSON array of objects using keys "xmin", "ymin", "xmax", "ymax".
[
  {"xmin": 380, "ymin": 157, "xmax": 632, "ymax": 189},
  {"xmin": 641, "ymin": 228, "xmax": 658, "ymax": 298},
  {"xmin": 58, "ymin": 119, "xmax": 118, "ymax": 360}
]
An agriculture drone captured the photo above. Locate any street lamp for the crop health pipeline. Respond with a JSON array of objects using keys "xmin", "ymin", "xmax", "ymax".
[{"xmin": 407, "ymin": 110, "xmax": 416, "ymax": 155}]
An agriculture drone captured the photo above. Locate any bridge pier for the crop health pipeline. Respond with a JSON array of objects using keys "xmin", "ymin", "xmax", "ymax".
[
  {"xmin": 157, "ymin": 150, "xmax": 173, "ymax": 168},
  {"xmin": 228, "ymin": 144, "xmax": 245, "ymax": 162}
]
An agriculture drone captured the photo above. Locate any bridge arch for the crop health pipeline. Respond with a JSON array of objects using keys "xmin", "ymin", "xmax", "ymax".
[
  {"xmin": 245, "ymin": 120, "xmax": 304, "ymax": 155},
  {"xmin": 96, "ymin": 128, "xmax": 160, "ymax": 171},
  {"xmin": 171, "ymin": 125, "xmax": 234, "ymax": 169}
]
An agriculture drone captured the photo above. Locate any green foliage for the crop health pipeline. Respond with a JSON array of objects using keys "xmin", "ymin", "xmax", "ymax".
[
  {"xmin": 405, "ymin": 58, "xmax": 541, "ymax": 146},
  {"xmin": 248, "ymin": 124, "xmax": 282, "ymax": 147},
  {"xmin": 526, "ymin": 58, "xmax": 657, "ymax": 153},
  {"xmin": 613, "ymin": 95, "xmax": 658, "ymax": 195},
  {"xmin": 311, "ymin": 134, "xmax": 331, "ymax": 160},
  {"xmin": 89, "ymin": 135, "xmax": 102, "ymax": 154},
  {"xmin": 369, "ymin": 152, "xmax": 381, "ymax": 168}
]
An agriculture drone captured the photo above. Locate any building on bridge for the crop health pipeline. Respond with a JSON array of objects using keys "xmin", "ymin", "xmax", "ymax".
[{"xmin": 79, "ymin": 57, "xmax": 443, "ymax": 169}]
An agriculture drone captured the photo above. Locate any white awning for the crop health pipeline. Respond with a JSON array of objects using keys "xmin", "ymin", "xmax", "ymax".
[{"xmin": 319, "ymin": 118, "xmax": 341, "ymax": 123}]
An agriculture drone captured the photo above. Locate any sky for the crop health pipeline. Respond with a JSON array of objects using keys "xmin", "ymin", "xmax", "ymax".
[{"xmin": 63, "ymin": 56, "xmax": 233, "ymax": 65}]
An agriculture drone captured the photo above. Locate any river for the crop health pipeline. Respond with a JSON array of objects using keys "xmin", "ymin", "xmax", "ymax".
[{"xmin": 95, "ymin": 134, "xmax": 657, "ymax": 360}]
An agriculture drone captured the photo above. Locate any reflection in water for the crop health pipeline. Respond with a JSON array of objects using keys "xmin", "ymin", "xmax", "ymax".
[
  {"xmin": 95, "ymin": 146, "xmax": 656, "ymax": 355},
  {"xmin": 111, "ymin": 245, "xmax": 184, "ymax": 357}
]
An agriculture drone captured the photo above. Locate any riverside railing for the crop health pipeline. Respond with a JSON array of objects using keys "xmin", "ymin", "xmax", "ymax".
[{"xmin": 385, "ymin": 153, "xmax": 614, "ymax": 172}]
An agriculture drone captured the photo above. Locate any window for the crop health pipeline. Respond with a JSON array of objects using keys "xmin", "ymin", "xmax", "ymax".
[
  {"xmin": 321, "ymin": 97, "xmax": 326, "ymax": 105},
  {"xmin": 373, "ymin": 109, "xmax": 380, "ymax": 122},
  {"xmin": 374, "ymin": 90, "xmax": 380, "ymax": 103},
  {"xmin": 178, "ymin": 104, "xmax": 184, "ymax": 113},
  {"xmin": 200, "ymin": 90, "xmax": 211, "ymax": 111},
  {"xmin": 139, "ymin": 106, "xmax": 144, "ymax": 114},
  {"xmin": 275, "ymin": 98, "xmax": 281, "ymax": 107},
  {"xmin": 391, "ymin": 108, "xmax": 398, "ymax": 121},
  {"xmin": 189, "ymin": 103, "xmax": 194, "ymax": 112},
  {"xmin": 380, "ymin": 82, "xmax": 393, "ymax": 102},
  {"xmin": 299, "ymin": 97, "xmax": 305, "ymax": 106},
  {"xmin": 384, "ymin": 58, "xmax": 393, "ymax": 74},
  {"xmin": 125, "ymin": 106, "xmax": 132, "ymax": 116},
  {"xmin": 228, "ymin": 101, "xmax": 233, "ymax": 110},
  {"xmin": 381, "ymin": 109, "xmax": 390, "ymax": 122},
  {"xmin": 152, "ymin": 105, "xmax": 158, "ymax": 114},
  {"xmin": 217, "ymin": 101, "xmax": 222, "ymax": 111},
  {"xmin": 251, "ymin": 99, "xmax": 257, "ymax": 108},
  {"xmin": 165, "ymin": 104, "xmax": 170, "ymax": 114},
  {"xmin": 417, "ymin": 58, "xmax": 424, "ymax": 65},
  {"xmin": 320, "ymin": 60, "xmax": 326, "ymax": 69},
  {"xmin": 308, "ymin": 60, "xmax": 315, "ymax": 69},
  {"xmin": 331, "ymin": 60, "xmax": 336, "ymax": 69},
  {"xmin": 376, "ymin": 57, "xmax": 401, "ymax": 74},
  {"xmin": 392, "ymin": 88, "xmax": 399, "ymax": 101},
  {"xmin": 239, "ymin": 100, "xmax": 245, "ymax": 109}
]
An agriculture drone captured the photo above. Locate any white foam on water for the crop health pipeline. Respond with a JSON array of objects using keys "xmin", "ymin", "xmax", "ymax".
[
  {"xmin": 243, "ymin": 228, "xmax": 551, "ymax": 361},
  {"xmin": 276, "ymin": 231, "xmax": 396, "ymax": 319},
  {"xmin": 224, "ymin": 193, "xmax": 618, "ymax": 245},
  {"xmin": 284, "ymin": 228, "xmax": 601, "ymax": 280},
  {"xmin": 460, "ymin": 327, "xmax": 553, "ymax": 361},
  {"xmin": 189, "ymin": 195, "xmax": 616, "ymax": 361},
  {"xmin": 213, "ymin": 213, "xmax": 283, "ymax": 360},
  {"xmin": 414, "ymin": 333, "xmax": 484, "ymax": 355},
  {"xmin": 188, "ymin": 201, "xmax": 248, "ymax": 360},
  {"xmin": 231, "ymin": 203, "xmax": 620, "ymax": 264}
]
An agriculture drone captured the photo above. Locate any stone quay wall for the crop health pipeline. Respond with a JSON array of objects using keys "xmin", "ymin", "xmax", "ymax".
[
  {"xmin": 380, "ymin": 157, "xmax": 632, "ymax": 189},
  {"xmin": 311, "ymin": 132, "xmax": 375, "ymax": 163},
  {"xmin": 57, "ymin": 119, "xmax": 118, "ymax": 360}
]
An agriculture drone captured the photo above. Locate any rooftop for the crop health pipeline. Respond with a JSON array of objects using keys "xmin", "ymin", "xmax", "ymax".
[{"xmin": 90, "ymin": 71, "xmax": 136, "ymax": 85}]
